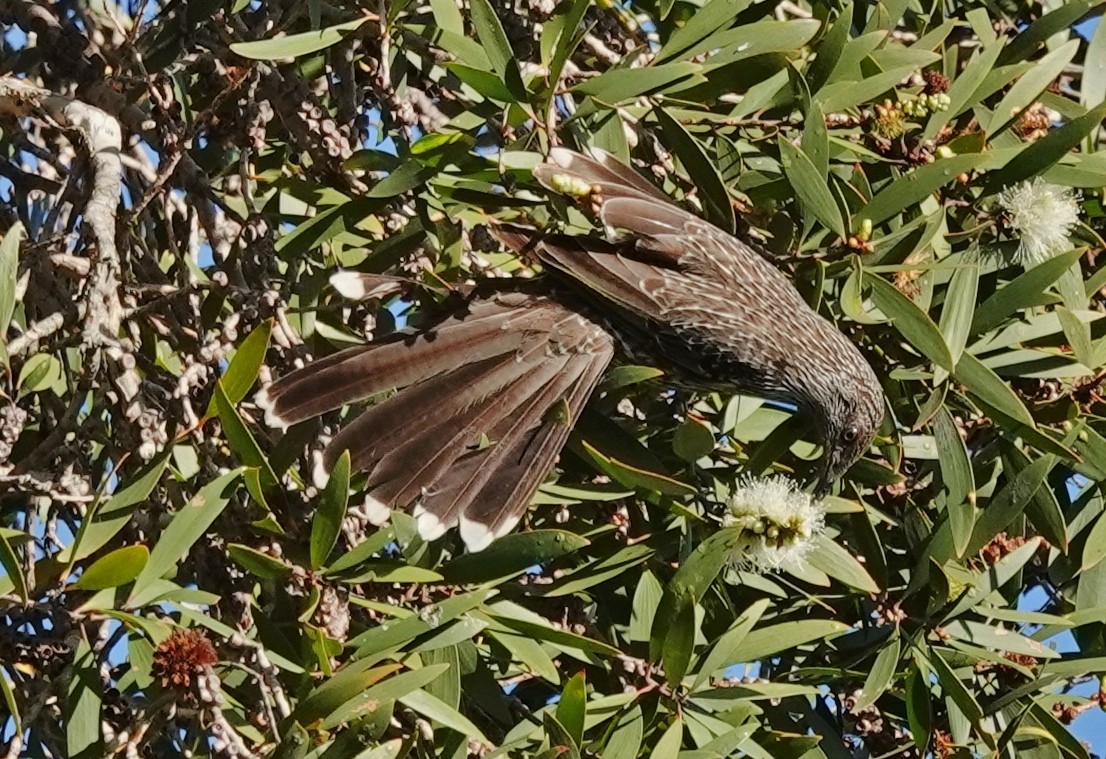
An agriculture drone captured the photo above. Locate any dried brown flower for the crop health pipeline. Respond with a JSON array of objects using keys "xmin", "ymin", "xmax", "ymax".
[
  {"xmin": 923, "ymin": 70, "xmax": 950, "ymax": 94},
  {"xmin": 979, "ymin": 532, "xmax": 1028, "ymax": 565},
  {"xmin": 152, "ymin": 628, "xmax": 218, "ymax": 691}
]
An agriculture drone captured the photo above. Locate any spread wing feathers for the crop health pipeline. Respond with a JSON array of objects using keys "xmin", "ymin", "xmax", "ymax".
[
  {"xmin": 492, "ymin": 225, "xmax": 667, "ymax": 318},
  {"xmin": 256, "ymin": 301, "xmax": 531, "ymax": 427},
  {"xmin": 258, "ymin": 294, "xmax": 615, "ymax": 552},
  {"xmin": 528, "ymin": 148, "xmax": 757, "ymax": 285}
]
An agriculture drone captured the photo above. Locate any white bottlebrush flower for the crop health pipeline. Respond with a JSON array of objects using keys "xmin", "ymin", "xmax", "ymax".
[
  {"xmin": 722, "ymin": 475, "xmax": 825, "ymax": 574},
  {"xmin": 996, "ymin": 178, "xmax": 1080, "ymax": 266}
]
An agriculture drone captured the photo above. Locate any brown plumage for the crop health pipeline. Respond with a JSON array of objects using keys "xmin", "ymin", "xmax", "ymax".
[{"xmin": 258, "ymin": 148, "xmax": 885, "ymax": 551}]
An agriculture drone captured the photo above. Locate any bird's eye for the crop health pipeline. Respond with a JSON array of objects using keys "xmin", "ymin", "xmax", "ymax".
[{"xmin": 842, "ymin": 427, "xmax": 859, "ymax": 443}]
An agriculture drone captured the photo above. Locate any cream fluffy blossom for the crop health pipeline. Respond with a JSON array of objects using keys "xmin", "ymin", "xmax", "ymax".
[
  {"xmin": 723, "ymin": 475, "xmax": 826, "ymax": 574},
  {"xmin": 996, "ymin": 178, "xmax": 1080, "ymax": 266}
]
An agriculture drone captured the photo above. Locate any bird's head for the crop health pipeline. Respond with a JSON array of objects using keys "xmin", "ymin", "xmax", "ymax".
[{"xmin": 808, "ymin": 355, "xmax": 885, "ymax": 497}]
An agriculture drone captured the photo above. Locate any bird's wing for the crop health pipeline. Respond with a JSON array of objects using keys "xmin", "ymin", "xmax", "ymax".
[
  {"xmin": 257, "ymin": 290, "xmax": 614, "ymax": 552},
  {"xmin": 509, "ymin": 148, "xmax": 769, "ymax": 313}
]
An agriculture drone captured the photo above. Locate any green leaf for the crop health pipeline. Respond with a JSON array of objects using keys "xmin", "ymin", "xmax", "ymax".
[
  {"xmin": 806, "ymin": 534, "xmax": 880, "ymax": 593},
  {"xmin": 311, "ymin": 450, "xmax": 349, "ymax": 569},
  {"xmin": 326, "ymin": 527, "xmax": 396, "ymax": 574},
  {"xmin": 988, "ymin": 40, "xmax": 1079, "ymax": 134},
  {"xmin": 649, "ymin": 717, "xmax": 683, "ymax": 759},
  {"xmin": 817, "ymin": 65, "xmax": 917, "ymax": 111},
  {"xmin": 603, "ymin": 705, "xmax": 643, "ymax": 759},
  {"xmin": 672, "ymin": 418, "xmax": 715, "ymax": 462},
  {"xmin": 213, "ymin": 381, "xmax": 279, "ymax": 490},
  {"xmin": 581, "ymin": 440, "xmax": 694, "ymax": 496},
  {"xmin": 943, "ymin": 620, "xmax": 1059, "ymax": 659},
  {"xmin": 726, "ymin": 619, "xmax": 850, "ymax": 662},
  {"xmin": 75, "ymin": 545, "xmax": 149, "ymax": 590},
  {"xmin": 402, "ymin": 687, "xmax": 489, "ymax": 744},
  {"xmin": 937, "ymin": 254, "xmax": 980, "ymax": 376},
  {"xmin": 128, "ymin": 469, "xmax": 242, "ymax": 606},
  {"xmin": 230, "ymin": 17, "xmax": 369, "ymax": 59},
  {"xmin": 274, "ymin": 196, "xmax": 382, "ymax": 260},
  {"xmin": 468, "ymin": 0, "xmax": 513, "ymax": 75},
  {"xmin": 655, "ymin": 108, "xmax": 735, "ymax": 232},
  {"xmin": 661, "ymin": 595, "xmax": 697, "ymax": 684},
  {"xmin": 62, "ymin": 454, "xmax": 171, "ymax": 565},
  {"xmin": 599, "ymin": 365, "xmax": 665, "ymax": 392},
  {"xmin": 852, "ymin": 632, "xmax": 900, "ymax": 712},
  {"xmin": 858, "ymin": 154, "xmax": 989, "ymax": 225},
  {"xmin": 933, "ymin": 409, "xmax": 975, "ymax": 560},
  {"xmin": 1082, "ymin": 511, "xmax": 1106, "ymax": 572},
  {"xmin": 778, "ymin": 137, "xmax": 846, "ymax": 238},
  {"xmin": 953, "ymin": 352, "xmax": 1036, "ymax": 426},
  {"xmin": 655, "ymin": 0, "xmax": 752, "ymax": 62},
  {"xmin": 928, "ymin": 647, "xmax": 983, "ymax": 723},
  {"xmin": 999, "ymin": 1, "xmax": 1099, "ymax": 64},
  {"xmin": 691, "ymin": 598, "xmax": 770, "ymax": 689},
  {"xmin": 0, "ymin": 531, "xmax": 26, "ymax": 603},
  {"xmin": 865, "ymin": 273, "xmax": 954, "ymax": 370},
  {"xmin": 650, "ymin": 527, "xmax": 743, "ymax": 659},
  {"xmin": 297, "ymin": 663, "xmax": 404, "ymax": 723},
  {"xmin": 67, "ymin": 638, "xmax": 102, "ymax": 758},
  {"xmin": 573, "ymin": 63, "xmax": 703, "ymax": 103},
  {"xmin": 965, "ymin": 455, "xmax": 1052, "ymax": 555},
  {"xmin": 0, "ymin": 222, "xmax": 21, "ymax": 343},
  {"xmin": 971, "ymin": 249, "xmax": 1083, "ymax": 335},
  {"xmin": 205, "ymin": 320, "xmax": 271, "ymax": 417},
  {"xmin": 545, "ymin": 0, "xmax": 591, "ymax": 88},
  {"xmin": 228, "ymin": 543, "xmax": 292, "ymax": 579},
  {"xmin": 323, "ymin": 665, "xmax": 450, "ymax": 729},
  {"xmin": 556, "ymin": 672, "xmax": 587, "ymax": 746},
  {"xmin": 442, "ymin": 529, "xmax": 589, "ymax": 583},
  {"xmin": 17, "ymin": 353, "xmax": 64, "ymax": 395}
]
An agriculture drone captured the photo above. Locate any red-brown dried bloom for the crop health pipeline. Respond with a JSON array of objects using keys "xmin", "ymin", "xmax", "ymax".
[
  {"xmin": 923, "ymin": 70, "xmax": 950, "ymax": 94},
  {"xmin": 152, "ymin": 629, "xmax": 218, "ymax": 691},
  {"xmin": 980, "ymin": 532, "xmax": 1028, "ymax": 565}
]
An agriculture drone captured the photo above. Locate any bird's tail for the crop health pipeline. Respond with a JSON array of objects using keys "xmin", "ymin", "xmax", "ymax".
[{"xmin": 257, "ymin": 285, "xmax": 614, "ymax": 551}]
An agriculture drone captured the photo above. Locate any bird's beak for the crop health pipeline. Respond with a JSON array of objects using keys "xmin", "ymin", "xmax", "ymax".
[{"xmin": 813, "ymin": 456, "xmax": 833, "ymax": 499}]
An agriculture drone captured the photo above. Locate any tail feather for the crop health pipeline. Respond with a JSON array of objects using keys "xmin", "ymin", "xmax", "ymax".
[
  {"xmin": 260, "ymin": 308, "xmax": 527, "ymax": 426},
  {"xmin": 258, "ymin": 290, "xmax": 615, "ymax": 551}
]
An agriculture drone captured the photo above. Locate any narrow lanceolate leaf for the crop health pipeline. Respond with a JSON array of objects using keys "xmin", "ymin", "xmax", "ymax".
[
  {"xmin": 986, "ymin": 100, "xmax": 1106, "ymax": 191},
  {"xmin": 725, "ymin": 620, "xmax": 850, "ymax": 663},
  {"xmin": 692, "ymin": 598, "xmax": 771, "ymax": 689},
  {"xmin": 858, "ymin": 154, "xmax": 989, "ymax": 225},
  {"xmin": 75, "ymin": 545, "xmax": 149, "ymax": 590},
  {"xmin": 937, "ymin": 254, "xmax": 979, "ymax": 375},
  {"xmin": 966, "ymin": 455, "xmax": 1053, "ymax": 556},
  {"xmin": 852, "ymin": 633, "xmax": 900, "ymax": 712},
  {"xmin": 442, "ymin": 530, "xmax": 589, "ymax": 583},
  {"xmin": 942, "ymin": 620, "xmax": 1059, "ymax": 659},
  {"xmin": 0, "ymin": 222, "xmax": 21, "ymax": 344},
  {"xmin": 556, "ymin": 672, "xmax": 587, "ymax": 746},
  {"xmin": 778, "ymin": 138, "xmax": 846, "ymax": 238},
  {"xmin": 311, "ymin": 450, "xmax": 350, "ymax": 569},
  {"xmin": 128, "ymin": 469, "xmax": 243, "ymax": 607},
  {"xmin": 865, "ymin": 273, "xmax": 954, "ymax": 370},
  {"xmin": 0, "ymin": 531, "xmax": 26, "ymax": 603},
  {"xmin": 655, "ymin": 108, "xmax": 735, "ymax": 232},
  {"xmin": 806, "ymin": 534, "xmax": 880, "ymax": 593},
  {"xmin": 213, "ymin": 381, "xmax": 278, "ymax": 490},
  {"xmin": 205, "ymin": 320, "xmax": 272, "ymax": 417},
  {"xmin": 932, "ymin": 406, "xmax": 973, "ymax": 504},
  {"xmin": 971, "ymin": 249, "xmax": 1083, "ymax": 335},
  {"xmin": 230, "ymin": 17, "xmax": 369, "ymax": 59},
  {"xmin": 927, "ymin": 647, "xmax": 983, "ymax": 723},
  {"xmin": 468, "ymin": 0, "xmax": 527, "ymax": 99}
]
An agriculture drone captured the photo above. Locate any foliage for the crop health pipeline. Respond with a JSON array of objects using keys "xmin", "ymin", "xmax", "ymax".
[{"xmin": 1, "ymin": 0, "xmax": 1106, "ymax": 757}]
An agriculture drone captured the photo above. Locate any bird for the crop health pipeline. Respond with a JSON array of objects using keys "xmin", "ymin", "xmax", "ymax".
[{"xmin": 256, "ymin": 148, "xmax": 885, "ymax": 551}]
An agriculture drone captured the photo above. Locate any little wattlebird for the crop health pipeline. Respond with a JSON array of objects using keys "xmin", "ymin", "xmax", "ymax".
[{"xmin": 257, "ymin": 148, "xmax": 885, "ymax": 551}]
